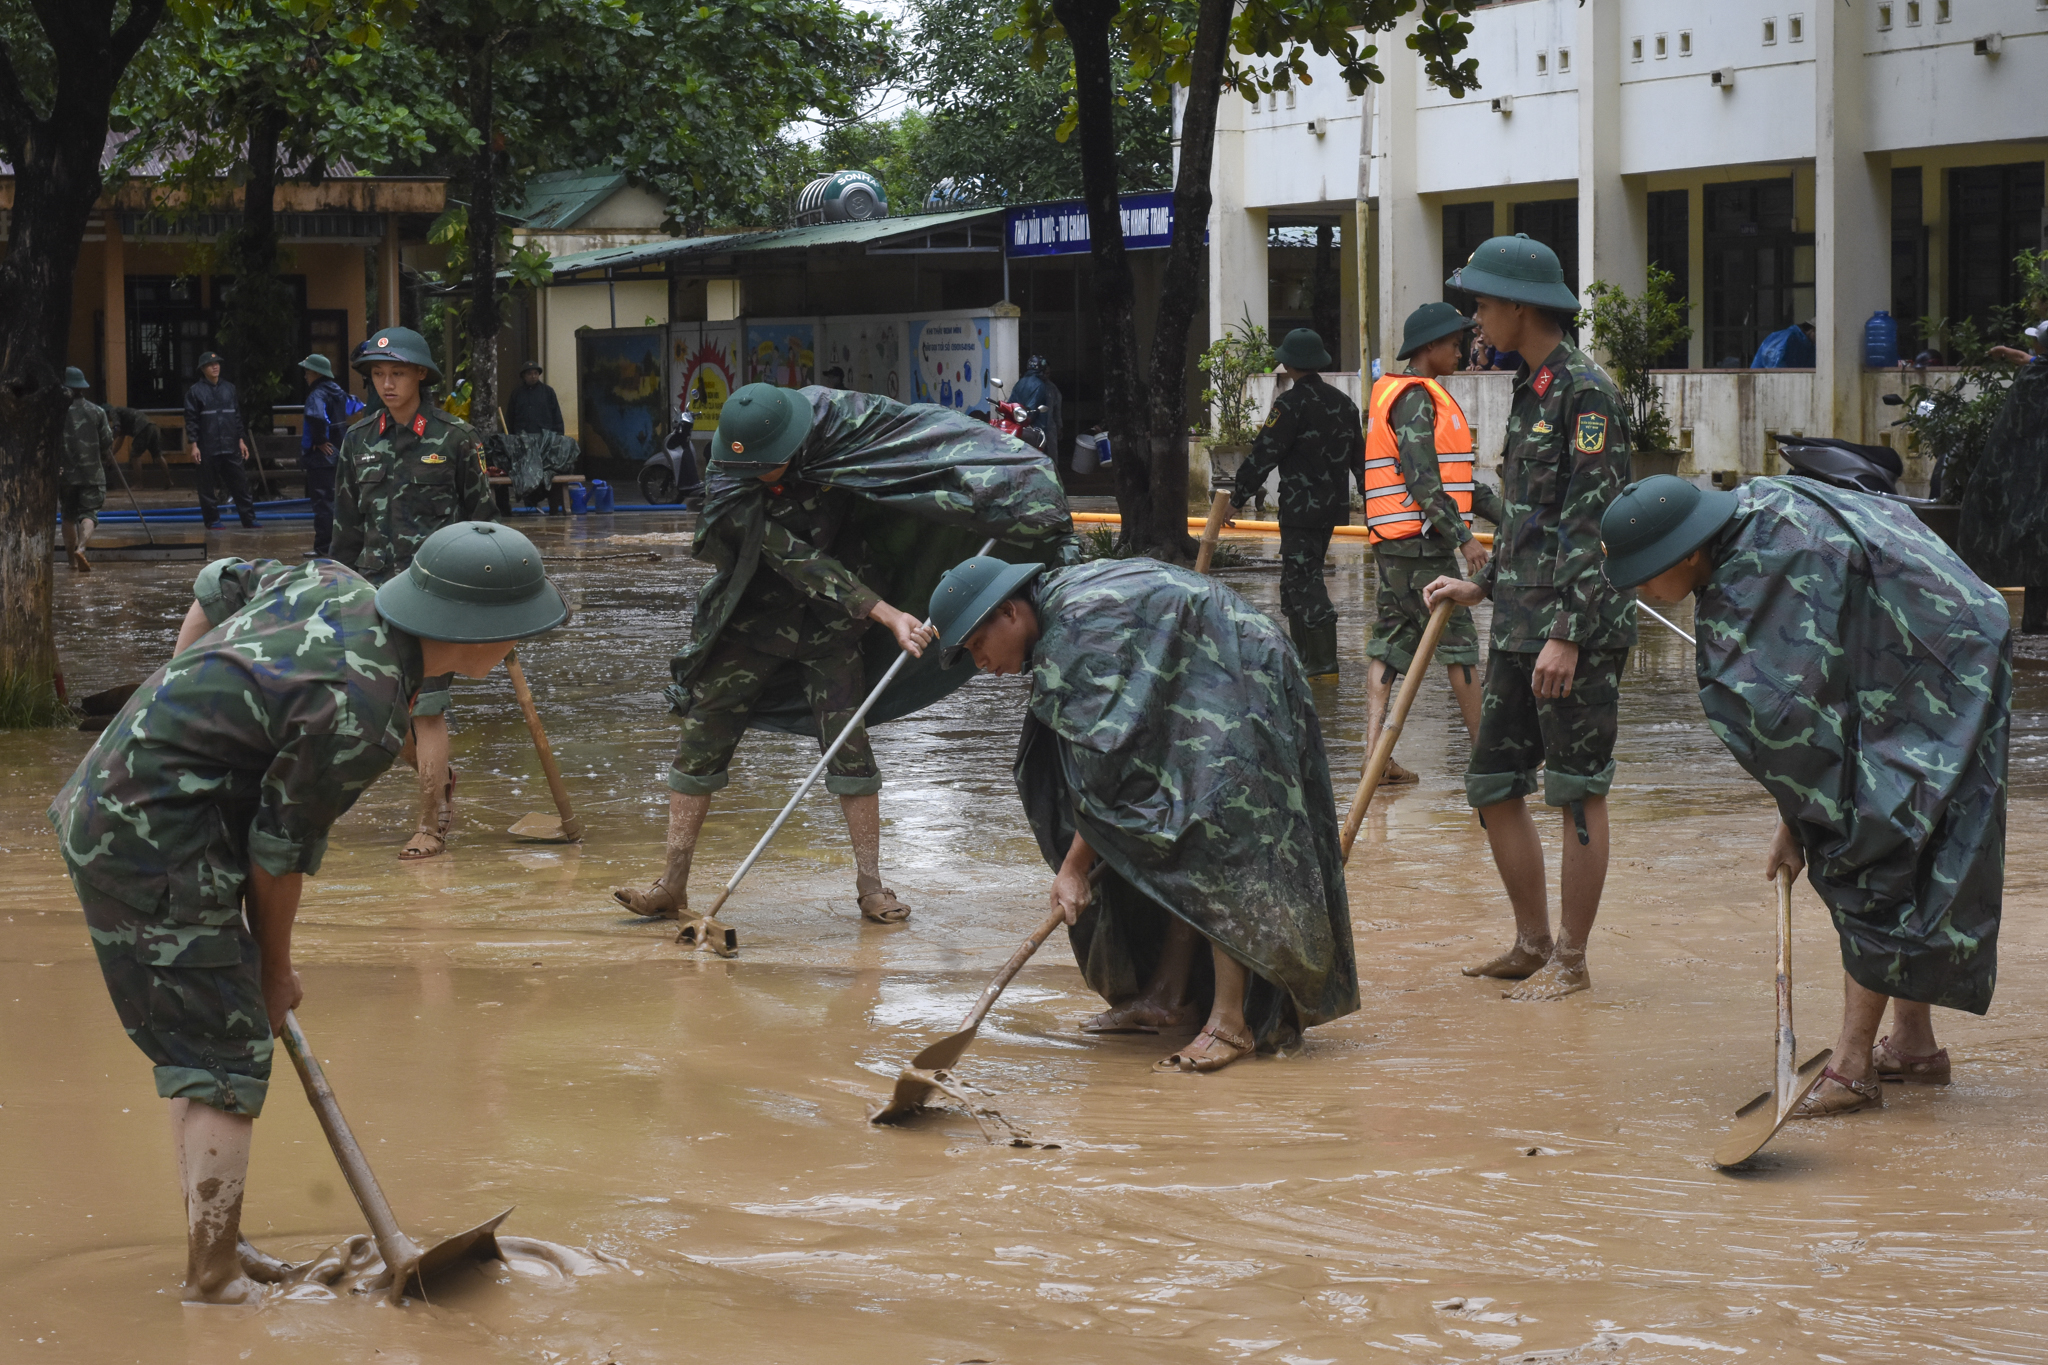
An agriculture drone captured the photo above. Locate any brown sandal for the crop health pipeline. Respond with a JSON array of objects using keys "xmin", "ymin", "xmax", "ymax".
[
  {"xmin": 1872, "ymin": 1035, "xmax": 1951, "ymax": 1085},
  {"xmin": 1791, "ymin": 1065, "xmax": 1882, "ymax": 1118},
  {"xmin": 613, "ymin": 882, "xmax": 683, "ymax": 921},
  {"xmin": 1154, "ymin": 1023, "xmax": 1255, "ymax": 1073},
  {"xmin": 858, "ymin": 888, "xmax": 912, "ymax": 924},
  {"xmin": 399, "ymin": 829, "xmax": 446, "ymax": 861}
]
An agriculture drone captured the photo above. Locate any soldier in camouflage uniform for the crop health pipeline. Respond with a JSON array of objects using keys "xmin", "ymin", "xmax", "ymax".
[
  {"xmin": 1424, "ymin": 235, "xmax": 1636, "ymax": 1002},
  {"xmin": 1227, "ymin": 328, "xmax": 1366, "ymax": 678},
  {"xmin": 332, "ymin": 326, "xmax": 496, "ymax": 860},
  {"xmin": 930, "ymin": 554, "xmax": 1358, "ymax": 1073},
  {"xmin": 105, "ymin": 403, "xmax": 172, "ymax": 486},
  {"xmin": 615, "ymin": 383, "xmax": 1075, "ymax": 932},
  {"xmin": 1604, "ymin": 474, "xmax": 2010, "ymax": 1116},
  {"xmin": 46, "ymin": 522, "xmax": 564, "ymax": 1303},
  {"xmin": 59, "ymin": 367, "xmax": 111, "ymax": 572},
  {"xmin": 1365, "ymin": 304, "xmax": 1507, "ymax": 782}
]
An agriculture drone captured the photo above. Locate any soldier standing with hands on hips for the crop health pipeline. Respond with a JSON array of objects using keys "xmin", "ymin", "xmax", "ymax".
[
  {"xmin": 1422, "ymin": 235, "xmax": 1636, "ymax": 1001},
  {"xmin": 332, "ymin": 326, "xmax": 496, "ymax": 860},
  {"xmin": 1362, "ymin": 303, "xmax": 1504, "ymax": 782},
  {"xmin": 1225, "ymin": 328, "xmax": 1366, "ymax": 679}
]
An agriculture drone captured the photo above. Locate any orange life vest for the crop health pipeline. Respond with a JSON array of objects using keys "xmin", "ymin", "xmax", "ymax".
[{"xmin": 1363, "ymin": 375, "xmax": 1475, "ymax": 544}]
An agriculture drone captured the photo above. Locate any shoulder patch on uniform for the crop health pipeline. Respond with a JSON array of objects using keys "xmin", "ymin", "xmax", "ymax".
[
  {"xmin": 1261, "ymin": 412, "xmax": 1279, "ymax": 429},
  {"xmin": 1574, "ymin": 412, "xmax": 1608, "ymax": 455},
  {"xmin": 1531, "ymin": 366, "xmax": 1555, "ymax": 398}
]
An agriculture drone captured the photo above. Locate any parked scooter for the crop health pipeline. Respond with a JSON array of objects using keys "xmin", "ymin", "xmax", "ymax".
[
  {"xmin": 979, "ymin": 378, "xmax": 1050, "ymax": 452},
  {"xmin": 639, "ymin": 404, "xmax": 706, "ymax": 506},
  {"xmin": 1774, "ymin": 422, "xmax": 1960, "ymax": 547}
]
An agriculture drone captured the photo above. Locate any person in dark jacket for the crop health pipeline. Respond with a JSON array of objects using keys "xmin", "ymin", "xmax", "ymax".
[
  {"xmin": 105, "ymin": 404, "xmax": 172, "ymax": 487},
  {"xmin": 184, "ymin": 352, "xmax": 256, "ymax": 529},
  {"xmin": 506, "ymin": 361, "xmax": 564, "ymax": 435},
  {"xmin": 1009, "ymin": 354, "xmax": 1063, "ymax": 455},
  {"xmin": 298, "ymin": 354, "xmax": 349, "ymax": 556},
  {"xmin": 1227, "ymin": 328, "xmax": 1366, "ymax": 678}
]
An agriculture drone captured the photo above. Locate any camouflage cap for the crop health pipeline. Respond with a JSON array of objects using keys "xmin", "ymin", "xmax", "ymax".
[
  {"xmin": 1449, "ymin": 234, "xmax": 1580, "ymax": 312},
  {"xmin": 712, "ymin": 383, "xmax": 812, "ymax": 473},
  {"xmin": 930, "ymin": 555, "xmax": 1046, "ymax": 666},
  {"xmin": 374, "ymin": 521, "xmax": 566, "ymax": 642},
  {"xmin": 1600, "ymin": 475, "xmax": 1738, "ymax": 588},
  {"xmin": 356, "ymin": 327, "xmax": 441, "ymax": 381}
]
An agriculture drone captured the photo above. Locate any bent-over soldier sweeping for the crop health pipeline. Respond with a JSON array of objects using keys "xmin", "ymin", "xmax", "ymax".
[
  {"xmin": 614, "ymin": 382, "xmax": 1075, "ymax": 928},
  {"xmin": 331, "ymin": 326, "xmax": 496, "ymax": 860},
  {"xmin": 1603, "ymin": 475, "xmax": 2010, "ymax": 1116},
  {"xmin": 929, "ymin": 555, "xmax": 1359, "ymax": 1073},
  {"xmin": 1364, "ymin": 303, "xmax": 1505, "ymax": 781},
  {"xmin": 48, "ymin": 522, "xmax": 564, "ymax": 1302}
]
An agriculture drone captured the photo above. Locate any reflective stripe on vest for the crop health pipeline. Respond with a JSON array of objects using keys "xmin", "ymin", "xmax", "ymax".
[{"xmin": 1363, "ymin": 374, "xmax": 1476, "ymax": 545}]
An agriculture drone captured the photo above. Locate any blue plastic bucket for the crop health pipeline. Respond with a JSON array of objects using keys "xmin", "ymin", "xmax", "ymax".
[
  {"xmin": 590, "ymin": 479, "xmax": 614, "ymax": 513},
  {"xmin": 569, "ymin": 482, "xmax": 590, "ymax": 514}
]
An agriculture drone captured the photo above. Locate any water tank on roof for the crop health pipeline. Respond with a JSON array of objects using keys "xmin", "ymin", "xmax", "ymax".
[{"xmin": 794, "ymin": 171, "xmax": 888, "ymax": 227}]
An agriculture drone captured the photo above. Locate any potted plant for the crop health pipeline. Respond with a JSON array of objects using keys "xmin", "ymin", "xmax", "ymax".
[
  {"xmin": 1585, "ymin": 266, "xmax": 1692, "ymax": 479},
  {"xmin": 1193, "ymin": 309, "xmax": 1274, "ymax": 508}
]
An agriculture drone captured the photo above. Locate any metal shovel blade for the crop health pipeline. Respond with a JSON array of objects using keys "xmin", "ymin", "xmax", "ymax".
[
  {"xmin": 508, "ymin": 812, "xmax": 577, "ymax": 842},
  {"xmin": 1712, "ymin": 1052, "xmax": 1832, "ymax": 1169},
  {"xmin": 869, "ymin": 1027, "xmax": 984, "ymax": 1125},
  {"xmin": 398, "ymin": 1206, "xmax": 515, "ymax": 1295}
]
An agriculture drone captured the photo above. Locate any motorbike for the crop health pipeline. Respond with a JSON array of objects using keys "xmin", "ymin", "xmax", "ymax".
[
  {"xmin": 1775, "ymin": 418, "xmax": 1960, "ymax": 548},
  {"xmin": 976, "ymin": 378, "xmax": 1050, "ymax": 452},
  {"xmin": 638, "ymin": 406, "xmax": 706, "ymax": 506}
]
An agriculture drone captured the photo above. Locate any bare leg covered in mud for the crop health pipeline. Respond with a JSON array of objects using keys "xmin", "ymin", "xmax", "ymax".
[
  {"xmin": 842, "ymin": 794, "xmax": 911, "ymax": 923},
  {"xmin": 1463, "ymin": 795, "xmax": 1609, "ymax": 1000},
  {"xmin": 170, "ymin": 1098, "xmax": 262, "ymax": 1304},
  {"xmin": 401, "ymin": 713, "xmax": 455, "ymax": 860},
  {"xmin": 613, "ymin": 791, "xmax": 711, "ymax": 919}
]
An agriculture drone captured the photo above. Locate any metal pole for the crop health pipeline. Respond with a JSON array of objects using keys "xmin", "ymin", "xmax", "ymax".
[{"xmin": 1637, "ymin": 599, "xmax": 1696, "ymax": 645}]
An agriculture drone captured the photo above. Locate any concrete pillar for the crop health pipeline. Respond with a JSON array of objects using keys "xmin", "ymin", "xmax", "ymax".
[
  {"xmin": 1373, "ymin": 21, "xmax": 1437, "ymax": 374},
  {"xmin": 1338, "ymin": 216, "xmax": 1359, "ymax": 371},
  {"xmin": 1815, "ymin": 2, "xmax": 1887, "ymax": 443},
  {"xmin": 379, "ymin": 214, "xmax": 401, "ymax": 331},
  {"xmin": 102, "ymin": 210, "xmax": 127, "ymax": 406},
  {"xmin": 1577, "ymin": 0, "xmax": 1645, "ymax": 355},
  {"xmin": 1207, "ymin": 85, "xmax": 1269, "ymax": 357}
]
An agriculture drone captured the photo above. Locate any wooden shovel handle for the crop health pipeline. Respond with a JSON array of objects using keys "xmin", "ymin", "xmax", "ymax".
[
  {"xmin": 1339, "ymin": 599, "xmax": 1453, "ymax": 861},
  {"xmin": 1773, "ymin": 866, "xmax": 1796, "ymax": 1108},
  {"xmin": 278, "ymin": 1011, "xmax": 422, "ymax": 1274},
  {"xmin": 1194, "ymin": 488, "xmax": 1235, "ymax": 575},
  {"xmin": 958, "ymin": 864, "xmax": 1106, "ymax": 1033},
  {"xmin": 506, "ymin": 650, "xmax": 581, "ymax": 840}
]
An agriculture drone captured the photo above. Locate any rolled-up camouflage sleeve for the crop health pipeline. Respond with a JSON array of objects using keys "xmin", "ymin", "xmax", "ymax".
[
  {"xmin": 1389, "ymin": 387, "xmax": 1473, "ymax": 546},
  {"xmin": 1549, "ymin": 386, "xmax": 1631, "ymax": 643},
  {"xmin": 248, "ymin": 733, "xmax": 400, "ymax": 878},
  {"xmin": 758, "ymin": 518, "xmax": 882, "ymax": 620},
  {"xmin": 193, "ymin": 558, "xmax": 298, "ymax": 627}
]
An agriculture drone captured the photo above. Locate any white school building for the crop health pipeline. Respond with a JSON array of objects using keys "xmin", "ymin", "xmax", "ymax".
[{"xmin": 1202, "ymin": 0, "xmax": 2048, "ymax": 487}]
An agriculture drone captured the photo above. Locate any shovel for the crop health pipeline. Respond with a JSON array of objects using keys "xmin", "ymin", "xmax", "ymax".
[
  {"xmin": 673, "ymin": 537, "xmax": 1000, "ymax": 956},
  {"xmin": 1193, "ymin": 487, "xmax": 1235, "ymax": 575},
  {"xmin": 1711, "ymin": 869, "xmax": 1831, "ymax": 1168},
  {"xmin": 107, "ymin": 443, "xmax": 156, "ymax": 548},
  {"xmin": 505, "ymin": 649, "xmax": 582, "ymax": 842},
  {"xmin": 1338, "ymin": 599, "xmax": 1452, "ymax": 861},
  {"xmin": 278, "ymin": 1011, "xmax": 512, "ymax": 1302}
]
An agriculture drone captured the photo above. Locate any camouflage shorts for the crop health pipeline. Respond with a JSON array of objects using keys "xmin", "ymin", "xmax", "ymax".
[
  {"xmin": 668, "ymin": 635, "xmax": 881, "ymax": 797},
  {"xmin": 61, "ymin": 481, "xmax": 105, "ymax": 521},
  {"xmin": 1366, "ymin": 546, "xmax": 1479, "ymax": 671},
  {"xmin": 71, "ymin": 871, "xmax": 272, "ymax": 1117},
  {"xmin": 1277, "ymin": 525, "xmax": 1336, "ymax": 629},
  {"xmin": 1465, "ymin": 647, "xmax": 1627, "ymax": 810}
]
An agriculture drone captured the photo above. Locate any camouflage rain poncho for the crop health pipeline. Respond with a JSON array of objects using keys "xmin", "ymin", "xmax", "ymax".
[
  {"xmin": 487, "ymin": 431, "xmax": 582, "ymax": 503},
  {"xmin": 1695, "ymin": 478, "xmax": 2011, "ymax": 1014},
  {"xmin": 671, "ymin": 388, "xmax": 1076, "ymax": 735},
  {"xmin": 1013, "ymin": 559, "xmax": 1359, "ymax": 1047},
  {"xmin": 1957, "ymin": 360, "xmax": 2048, "ymax": 597}
]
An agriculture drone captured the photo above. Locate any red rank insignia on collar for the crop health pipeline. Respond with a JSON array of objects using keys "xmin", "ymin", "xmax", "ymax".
[
  {"xmin": 377, "ymin": 412, "xmax": 389, "ymax": 435},
  {"xmin": 412, "ymin": 413, "xmax": 428, "ymax": 437},
  {"xmin": 765, "ymin": 482, "xmax": 788, "ymax": 497},
  {"xmin": 1532, "ymin": 366, "xmax": 1555, "ymax": 398}
]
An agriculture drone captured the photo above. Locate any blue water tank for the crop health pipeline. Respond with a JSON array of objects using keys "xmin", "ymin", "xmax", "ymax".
[
  {"xmin": 590, "ymin": 479, "xmax": 614, "ymax": 513},
  {"xmin": 569, "ymin": 482, "xmax": 589, "ymax": 514},
  {"xmin": 1864, "ymin": 310, "xmax": 1898, "ymax": 369}
]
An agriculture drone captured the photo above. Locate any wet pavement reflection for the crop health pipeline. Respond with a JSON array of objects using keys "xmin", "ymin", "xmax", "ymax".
[{"xmin": 5, "ymin": 513, "xmax": 2048, "ymax": 1363}]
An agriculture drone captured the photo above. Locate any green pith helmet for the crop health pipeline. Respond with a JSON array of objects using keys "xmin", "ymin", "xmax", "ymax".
[
  {"xmin": 1448, "ymin": 233, "xmax": 1580, "ymax": 312},
  {"xmin": 1397, "ymin": 302, "xmax": 1478, "ymax": 361},
  {"xmin": 197, "ymin": 351, "xmax": 224, "ymax": 371},
  {"xmin": 373, "ymin": 522, "xmax": 567, "ymax": 643},
  {"xmin": 1274, "ymin": 328, "xmax": 1333, "ymax": 371},
  {"xmin": 930, "ymin": 555, "xmax": 1046, "ymax": 666},
  {"xmin": 62, "ymin": 366, "xmax": 91, "ymax": 391},
  {"xmin": 298, "ymin": 353, "xmax": 335, "ymax": 380},
  {"xmin": 1599, "ymin": 475, "xmax": 1739, "ymax": 589},
  {"xmin": 712, "ymin": 383, "xmax": 814, "ymax": 473},
  {"xmin": 355, "ymin": 326, "xmax": 441, "ymax": 382}
]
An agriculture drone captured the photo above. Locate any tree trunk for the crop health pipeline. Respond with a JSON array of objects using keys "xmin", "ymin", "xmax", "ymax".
[
  {"xmin": 466, "ymin": 41, "xmax": 500, "ymax": 435},
  {"xmin": 1141, "ymin": 0, "xmax": 1234, "ymax": 560},
  {"xmin": 1050, "ymin": 0, "xmax": 1150, "ymax": 549},
  {"xmin": 0, "ymin": 3, "xmax": 167, "ymax": 717},
  {"xmin": 217, "ymin": 102, "xmax": 293, "ymax": 439}
]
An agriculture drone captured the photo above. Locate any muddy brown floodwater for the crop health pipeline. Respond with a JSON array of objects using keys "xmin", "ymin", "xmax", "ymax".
[{"xmin": 6, "ymin": 515, "xmax": 2048, "ymax": 1365}]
